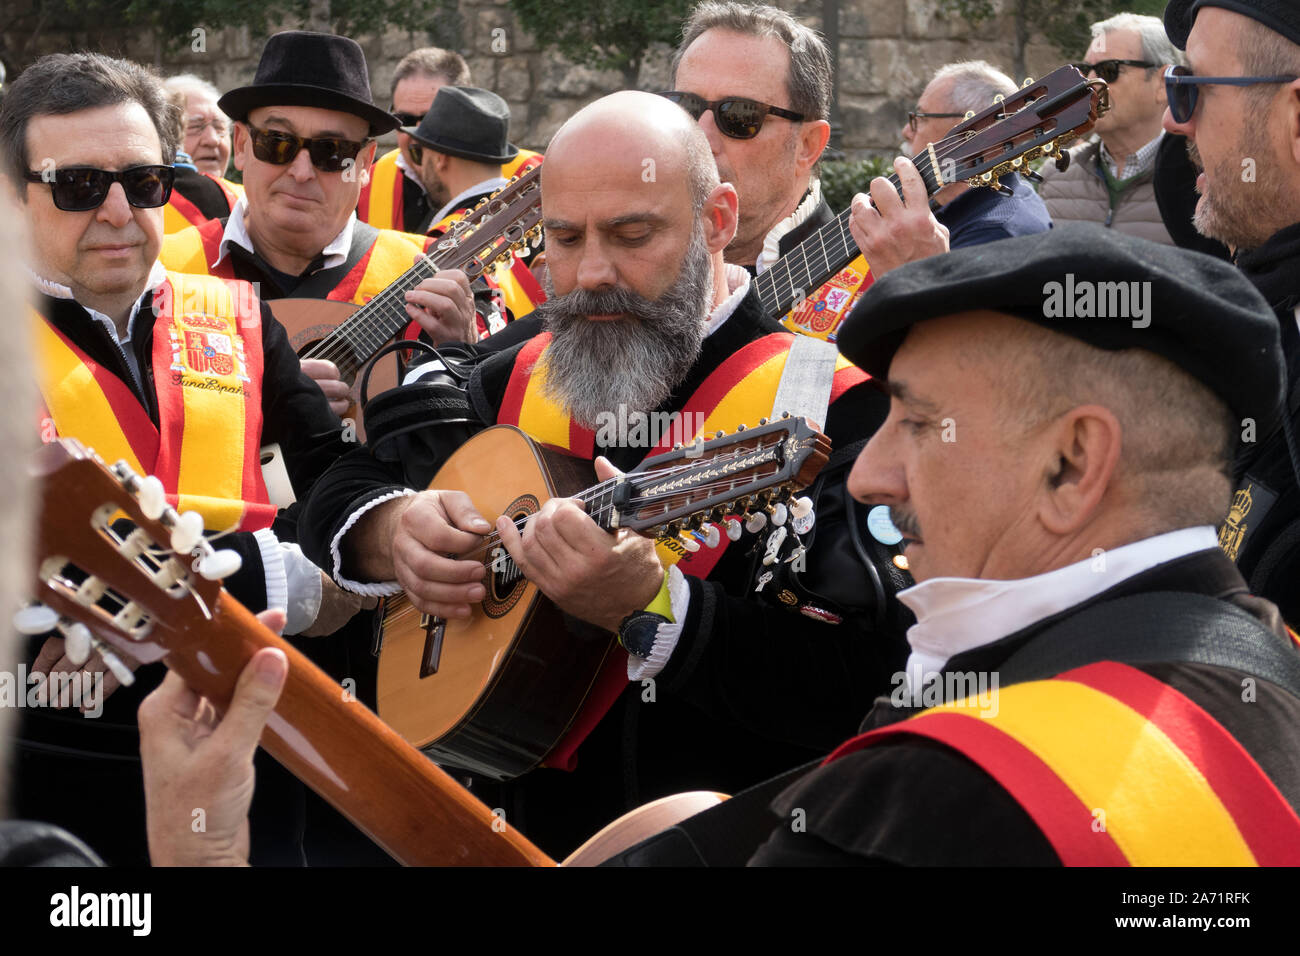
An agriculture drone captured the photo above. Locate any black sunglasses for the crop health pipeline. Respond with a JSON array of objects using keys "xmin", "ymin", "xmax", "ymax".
[
  {"xmin": 658, "ymin": 91, "xmax": 805, "ymax": 139},
  {"xmin": 1164, "ymin": 64, "xmax": 1300, "ymax": 124},
  {"xmin": 391, "ymin": 111, "xmax": 423, "ymax": 128},
  {"xmin": 22, "ymin": 164, "xmax": 175, "ymax": 212},
  {"xmin": 1071, "ymin": 59, "xmax": 1156, "ymax": 84},
  {"xmin": 246, "ymin": 124, "xmax": 370, "ymax": 173},
  {"xmin": 907, "ymin": 109, "xmax": 966, "ymax": 133}
]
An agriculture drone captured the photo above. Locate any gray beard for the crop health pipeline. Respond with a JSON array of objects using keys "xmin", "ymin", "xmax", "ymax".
[{"xmin": 534, "ymin": 227, "xmax": 714, "ymax": 428}]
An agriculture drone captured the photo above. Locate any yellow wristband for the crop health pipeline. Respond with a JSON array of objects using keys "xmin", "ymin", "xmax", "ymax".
[{"xmin": 643, "ymin": 570, "xmax": 674, "ymax": 623}]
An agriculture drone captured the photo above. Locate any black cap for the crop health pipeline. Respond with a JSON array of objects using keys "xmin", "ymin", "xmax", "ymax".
[
  {"xmin": 401, "ymin": 86, "xmax": 519, "ymax": 165},
  {"xmin": 838, "ymin": 223, "xmax": 1284, "ymax": 436},
  {"xmin": 1165, "ymin": 0, "xmax": 1300, "ymax": 49},
  {"xmin": 218, "ymin": 31, "xmax": 398, "ymax": 136}
]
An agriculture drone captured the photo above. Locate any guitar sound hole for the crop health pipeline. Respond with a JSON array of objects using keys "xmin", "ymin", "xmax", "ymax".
[{"xmin": 481, "ymin": 495, "xmax": 538, "ymax": 619}]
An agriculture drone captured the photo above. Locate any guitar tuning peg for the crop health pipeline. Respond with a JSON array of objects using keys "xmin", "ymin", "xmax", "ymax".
[
  {"xmin": 137, "ymin": 475, "xmax": 166, "ymax": 520},
  {"xmin": 770, "ymin": 502, "xmax": 788, "ymax": 527},
  {"xmin": 992, "ymin": 180, "xmax": 1014, "ymax": 197},
  {"xmin": 198, "ymin": 549, "xmax": 243, "ymax": 581},
  {"xmin": 700, "ymin": 523, "xmax": 721, "ymax": 549},
  {"xmin": 1055, "ymin": 151, "xmax": 1071, "ymax": 173},
  {"xmin": 13, "ymin": 603, "xmax": 59, "ymax": 635},
  {"xmin": 745, "ymin": 511, "xmax": 768, "ymax": 534},
  {"xmin": 724, "ymin": 517, "xmax": 743, "ymax": 541},
  {"xmin": 94, "ymin": 642, "xmax": 136, "ymax": 686},
  {"xmin": 169, "ymin": 510, "xmax": 204, "ymax": 555},
  {"xmin": 1022, "ymin": 168, "xmax": 1044, "ymax": 184},
  {"xmin": 60, "ymin": 621, "xmax": 92, "ymax": 667}
]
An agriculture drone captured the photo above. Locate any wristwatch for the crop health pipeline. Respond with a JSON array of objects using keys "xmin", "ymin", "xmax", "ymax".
[{"xmin": 617, "ymin": 610, "xmax": 670, "ymax": 659}]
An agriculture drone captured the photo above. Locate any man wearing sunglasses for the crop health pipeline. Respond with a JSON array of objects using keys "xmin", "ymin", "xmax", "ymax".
[
  {"xmin": 0, "ymin": 51, "xmax": 363, "ymax": 865},
  {"xmin": 1161, "ymin": 0, "xmax": 1300, "ymax": 630},
  {"xmin": 1040, "ymin": 14, "xmax": 1183, "ymax": 244},
  {"xmin": 161, "ymin": 32, "xmax": 479, "ymax": 417},
  {"xmin": 665, "ymin": 2, "xmax": 871, "ymax": 342}
]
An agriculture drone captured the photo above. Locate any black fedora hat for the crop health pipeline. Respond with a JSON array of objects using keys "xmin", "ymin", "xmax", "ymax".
[
  {"xmin": 219, "ymin": 31, "xmax": 398, "ymax": 136},
  {"xmin": 400, "ymin": 86, "xmax": 519, "ymax": 164}
]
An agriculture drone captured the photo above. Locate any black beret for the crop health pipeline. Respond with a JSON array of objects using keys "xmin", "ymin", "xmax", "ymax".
[
  {"xmin": 838, "ymin": 222, "xmax": 1284, "ymax": 436},
  {"xmin": 1165, "ymin": 0, "xmax": 1300, "ymax": 49}
]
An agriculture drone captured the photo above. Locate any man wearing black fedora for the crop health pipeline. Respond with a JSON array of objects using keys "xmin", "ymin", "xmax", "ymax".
[
  {"xmin": 404, "ymin": 85, "xmax": 545, "ymax": 326},
  {"xmin": 161, "ymin": 31, "xmax": 480, "ymax": 410}
]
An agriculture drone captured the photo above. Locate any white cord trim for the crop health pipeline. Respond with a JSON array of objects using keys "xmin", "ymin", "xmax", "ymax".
[
  {"xmin": 626, "ymin": 565, "xmax": 691, "ymax": 680},
  {"xmin": 329, "ymin": 488, "xmax": 418, "ymax": 596}
]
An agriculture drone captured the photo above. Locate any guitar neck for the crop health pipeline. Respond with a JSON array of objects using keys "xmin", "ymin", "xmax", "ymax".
[
  {"xmin": 170, "ymin": 594, "xmax": 555, "ymax": 866},
  {"xmin": 754, "ymin": 163, "xmax": 945, "ymax": 320},
  {"xmin": 304, "ymin": 254, "xmax": 442, "ymax": 382}
]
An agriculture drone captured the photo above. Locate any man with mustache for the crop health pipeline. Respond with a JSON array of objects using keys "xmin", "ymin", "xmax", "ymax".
[
  {"xmin": 296, "ymin": 90, "xmax": 913, "ymax": 855},
  {"xmin": 748, "ymin": 225, "xmax": 1300, "ymax": 865},
  {"xmin": 1160, "ymin": 0, "xmax": 1300, "ymax": 628}
]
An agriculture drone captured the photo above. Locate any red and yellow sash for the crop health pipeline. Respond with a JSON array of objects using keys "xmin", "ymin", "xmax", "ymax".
[
  {"xmin": 780, "ymin": 256, "xmax": 872, "ymax": 343},
  {"xmin": 358, "ymin": 149, "xmax": 405, "ymax": 231},
  {"xmin": 163, "ymin": 175, "xmax": 243, "ymax": 235},
  {"xmin": 35, "ymin": 271, "xmax": 275, "ymax": 532},
  {"xmin": 498, "ymin": 329, "xmax": 868, "ymax": 769},
  {"xmin": 502, "ymin": 149, "xmax": 543, "ymax": 181},
  {"xmin": 160, "ymin": 219, "xmax": 434, "ymax": 307},
  {"xmin": 826, "ymin": 661, "xmax": 1300, "ymax": 866}
]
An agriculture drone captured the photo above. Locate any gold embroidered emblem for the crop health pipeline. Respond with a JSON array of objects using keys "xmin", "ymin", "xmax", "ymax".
[{"xmin": 1218, "ymin": 484, "xmax": 1254, "ymax": 561}]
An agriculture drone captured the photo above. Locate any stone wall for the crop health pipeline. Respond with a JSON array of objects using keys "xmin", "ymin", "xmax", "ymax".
[{"xmin": 1, "ymin": 0, "xmax": 1078, "ymax": 160}]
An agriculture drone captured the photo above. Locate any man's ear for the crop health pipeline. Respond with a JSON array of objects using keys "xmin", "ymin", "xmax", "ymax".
[
  {"xmin": 795, "ymin": 119, "xmax": 831, "ymax": 178},
  {"xmin": 1037, "ymin": 404, "xmax": 1124, "ymax": 535},
  {"xmin": 1285, "ymin": 79, "xmax": 1300, "ymax": 167},
  {"xmin": 1154, "ymin": 64, "xmax": 1170, "ymax": 107},
  {"xmin": 231, "ymin": 121, "xmax": 249, "ymax": 173},
  {"xmin": 701, "ymin": 181, "xmax": 739, "ymax": 254},
  {"xmin": 356, "ymin": 140, "xmax": 377, "ymax": 187}
]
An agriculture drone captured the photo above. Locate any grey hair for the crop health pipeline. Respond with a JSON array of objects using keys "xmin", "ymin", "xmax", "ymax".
[
  {"xmin": 390, "ymin": 47, "xmax": 471, "ymax": 98},
  {"xmin": 672, "ymin": 1, "xmax": 832, "ymax": 121},
  {"xmin": 685, "ymin": 121, "xmax": 720, "ymax": 209},
  {"xmin": 930, "ymin": 60, "xmax": 1017, "ymax": 116},
  {"xmin": 1091, "ymin": 13, "xmax": 1186, "ymax": 71},
  {"xmin": 0, "ymin": 53, "xmax": 178, "ymax": 188},
  {"xmin": 163, "ymin": 73, "xmax": 221, "ymax": 103}
]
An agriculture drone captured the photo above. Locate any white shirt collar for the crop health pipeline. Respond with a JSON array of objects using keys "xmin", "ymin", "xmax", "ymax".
[
  {"xmin": 756, "ymin": 180, "xmax": 822, "ymax": 274},
  {"xmin": 214, "ymin": 194, "xmax": 355, "ymax": 271},
  {"xmin": 898, "ymin": 525, "xmax": 1220, "ymax": 685},
  {"xmin": 429, "ymin": 177, "xmax": 510, "ymax": 230},
  {"xmin": 705, "ymin": 264, "xmax": 752, "ymax": 337},
  {"xmin": 394, "ymin": 150, "xmax": 427, "ymax": 195}
]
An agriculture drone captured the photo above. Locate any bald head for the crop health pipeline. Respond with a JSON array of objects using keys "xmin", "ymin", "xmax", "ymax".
[{"xmin": 547, "ymin": 91, "xmax": 720, "ymax": 209}]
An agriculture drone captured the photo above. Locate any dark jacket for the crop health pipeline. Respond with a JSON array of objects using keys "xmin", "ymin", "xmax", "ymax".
[
  {"xmin": 1228, "ymin": 222, "xmax": 1300, "ymax": 626},
  {"xmin": 937, "ymin": 172, "xmax": 1052, "ymax": 248},
  {"xmin": 298, "ymin": 285, "xmax": 914, "ymax": 856},
  {"xmin": 750, "ymin": 547, "xmax": 1300, "ymax": 865}
]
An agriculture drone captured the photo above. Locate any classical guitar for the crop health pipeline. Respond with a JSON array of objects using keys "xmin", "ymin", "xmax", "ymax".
[
  {"xmin": 271, "ymin": 165, "xmax": 543, "ymax": 420},
  {"xmin": 757, "ymin": 63, "xmax": 1111, "ymax": 321},
  {"xmin": 25, "ymin": 438, "xmax": 747, "ymax": 865},
  {"xmin": 375, "ymin": 416, "xmax": 831, "ymax": 780}
]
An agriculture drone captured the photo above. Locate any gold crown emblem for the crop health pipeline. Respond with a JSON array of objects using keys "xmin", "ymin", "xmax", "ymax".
[{"xmin": 1227, "ymin": 486, "xmax": 1254, "ymax": 526}]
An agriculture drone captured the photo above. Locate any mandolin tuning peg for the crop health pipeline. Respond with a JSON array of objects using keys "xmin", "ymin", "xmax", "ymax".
[
  {"xmin": 198, "ymin": 549, "xmax": 243, "ymax": 581},
  {"xmin": 700, "ymin": 523, "xmax": 721, "ymax": 549},
  {"xmin": 679, "ymin": 533, "xmax": 701, "ymax": 553},
  {"xmin": 791, "ymin": 496, "xmax": 814, "ymax": 520},
  {"xmin": 745, "ymin": 511, "xmax": 768, "ymax": 534},
  {"xmin": 13, "ymin": 603, "xmax": 59, "ymax": 635},
  {"xmin": 724, "ymin": 517, "xmax": 743, "ymax": 541},
  {"xmin": 137, "ymin": 475, "xmax": 167, "ymax": 520},
  {"xmin": 665, "ymin": 520, "xmax": 683, "ymax": 538},
  {"xmin": 770, "ymin": 502, "xmax": 788, "ymax": 527}
]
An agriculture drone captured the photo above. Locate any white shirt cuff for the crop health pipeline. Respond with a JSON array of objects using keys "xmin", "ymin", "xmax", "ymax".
[
  {"xmin": 254, "ymin": 527, "xmax": 287, "ymax": 615},
  {"xmin": 281, "ymin": 543, "xmax": 324, "ymax": 635},
  {"xmin": 626, "ymin": 565, "xmax": 691, "ymax": 680},
  {"xmin": 329, "ymin": 489, "xmax": 418, "ymax": 597}
]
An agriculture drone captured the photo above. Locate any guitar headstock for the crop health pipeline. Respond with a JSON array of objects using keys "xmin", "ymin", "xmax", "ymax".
[
  {"xmin": 921, "ymin": 64, "xmax": 1109, "ymax": 193},
  {"xmin": 435, "ymin": 163, "xmax": 544, "ymax": 280},
  {"xmin": 26, "ymin": 439, "xmax": 241, "ymax": 676},
  {"xmin": 616, "ymin": 415, "xmax": 830, "ymax": 540}
]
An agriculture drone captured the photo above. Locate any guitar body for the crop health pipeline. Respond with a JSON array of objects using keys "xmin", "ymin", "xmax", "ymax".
[
  {"xmin": 376, "ymin": 425, "xmax": 620, "ymax": 779},
  {"xmin": 270, "ymin": 298, "xmax": 401, "ymax": 438}
]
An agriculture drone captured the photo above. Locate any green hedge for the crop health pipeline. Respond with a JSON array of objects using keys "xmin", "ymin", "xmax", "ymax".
[{"xmin": 819, "ymin": 156, "xmax": 895, "ymax": 214}]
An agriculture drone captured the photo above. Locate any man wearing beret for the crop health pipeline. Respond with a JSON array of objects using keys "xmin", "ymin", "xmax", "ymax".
[
  {"xmin": 1162, "ymin": 0, "xmax": 1300, "ymax": 627},
  {"xmin": 159, "ymin": 32, "xmax": 479, "ymax": 416},
  {"xmin": 743, "ymin": 224, "xmax": 1300, "ymax": 865}
]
